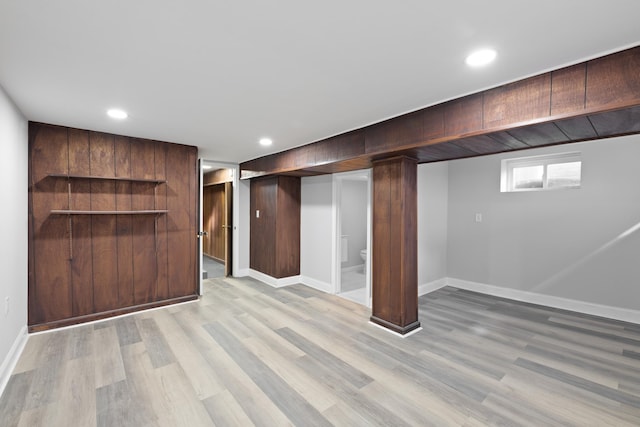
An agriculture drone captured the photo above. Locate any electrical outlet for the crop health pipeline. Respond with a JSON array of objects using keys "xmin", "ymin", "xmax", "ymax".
[
  {"xmin": 475, "ymin": 213, "xmax": 482, "ymax": 222},
  {"xmin": 4, "ymin": 297, "xmax": 9, "ymax": 316}
]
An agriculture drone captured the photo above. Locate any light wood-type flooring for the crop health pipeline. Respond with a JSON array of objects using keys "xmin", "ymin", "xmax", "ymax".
[{"xmin": 2, "ymin": 277, "xmax": 640, "ymax": 426}]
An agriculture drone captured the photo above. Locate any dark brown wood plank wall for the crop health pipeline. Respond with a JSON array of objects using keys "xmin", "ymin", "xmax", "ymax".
[
  {"xmin": 28, "ymin": 122, "xmax": 198, "ymax": 331},
  {"xmin": 68, "ymin": 129, "xmax": 93, "ymax": 317},
  {"xmin": 114, "ymin": 135, "xmax": 134, "ymax": 307},
  {"xmin": 29, "ymin": 125, "xmax": 71, "ymax": 324},
  {"xmin": 131, "ymin": 138, "xmax": 157, "ymax": 305},
  {"xmin": 250, "ymin": 176, "xmax": 300, "ymax": 278},
  {"xmin": 250, "ymin": 177, "xmax": 277, "ymax": 277},
  {"xmin": 166, "ymin": 144, "xmax": 198, "ymax": 299},
  {"xmin": 89, "ymin": 131, "xmax": 119, "ymax": 313},
  {"xmin": 275, "ymin": 176, "xmax": 301, "ymax": 278},
  {"xmin": 154, "ymin": 141, "xmax": 170, "ymax": 302},
  {"xmin": 240, "ymin": 45, "xmax": 640, "ymax": 178}
]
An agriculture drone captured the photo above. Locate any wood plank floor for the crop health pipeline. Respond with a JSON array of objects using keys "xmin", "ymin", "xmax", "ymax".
[{"xmin": 2, "ymin": 277, "xmax": 640, "ymax": 426}]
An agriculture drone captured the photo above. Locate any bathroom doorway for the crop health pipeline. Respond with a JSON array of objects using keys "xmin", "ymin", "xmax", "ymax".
[{"xmin": 334, "ymin": 169, "xmax": 371, "ymax": 307}]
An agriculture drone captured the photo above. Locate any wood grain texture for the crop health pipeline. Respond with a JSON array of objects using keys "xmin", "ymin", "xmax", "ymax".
[
  {"xmin": 89, "ymin": 132, "xmax": 119, "ymax": 313},
  {"xmin": 154, "ymin": 142, "xmax": 169, "ymax": 302},
  {"xmin": 131, "ymin": 139, "xmax": 157, "ymax": 306},
  {"xmin": 588, "ymin": 105, "xmax": 640, "ymax": 137},
  {"xmin": 506, "ymin": 122, "xmax": 570, "ymax": 146},
  {"xmin": 249, "ymin": 175, "xmax": 301, "ymax": 278},
  {"xmin": 68, "ymin": 128, "xmax": 94, "ymax": 316},
  {"xmin": 166, "ymin": 144, "xmax": 198, "ymax": 299},
  {"xmin": 250, "ymin": 176, "xmax": 277, "ymax": 276},
  {"xmin": 484, "ymin": 74, "xmax": 551, "ymax": 129},
  {"xmin": 586, "ymin": 46, "xmax": 640, "ymax": 110},
  {"xmin": 371, "ymin": 157, "xmax": 419, "ymax": 334},
  {"xmin": 275, "ymin": 176, "xmax": 301, "ymax": 278},
  {"xmin": 444, "ymin": 93, "xmax": 484, "ymax": 137},
  {"xmin": 114, "ymin": 136, "xmax": 134, "ymax": 308},
  {"xmin": 202, "ymin": 168, "xmax": 232, "ymax": 185},
  {"xmin": 28, "ymin": 123, "xmax": 198, "ymax": 331},
  {"xmin": 241, "ymin": 46, "xmax": 640, "ymax": 179},
  {"xmin": 365, "ymin": 111, "xmax": 424, "ymax": 154},
  {"xmin": 29, "ymin": 123, "xmax": 71, "ymax": 324},
  {"xmin": 202, "ymin": 183, "xmax": 225, "ymax": 261},
  {"xmin": 551, "ymin": 64, "xmax": 587, "ymax": 115},
  {"xmin": 3, "ymin": 278, "xmax": 639, "ymax": 426}
]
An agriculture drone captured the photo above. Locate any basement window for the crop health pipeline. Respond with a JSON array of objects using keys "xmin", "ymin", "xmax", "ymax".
[{"xmin": 500, "ymin": 152, "xmax": 581, "ymax": 192}]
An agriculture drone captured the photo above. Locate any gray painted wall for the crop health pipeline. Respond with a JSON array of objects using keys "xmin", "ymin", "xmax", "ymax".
[
  {"xmin": 340, "ymin": 180, "xmax": 368, "ymax": 269},
  {"xmin": 417, "ymin": 162, "xmax": 449, "ymax": 285},
  {"xmin": 300, "ymin": 175, "xmax": 333, "ymax": 285},
  {"xmin": 0, "ymin": 84, "xmax": 28, "ymax": 377},
  {"xmin": 447, "ymin": 134, "xmax": 640, "ymax": 310},
  {"xmin": 237, "ymin": 178, "xmax": 250, "ymax": 273},
  {"xmin": 299, "ymin": 166, "xmax": 449, "ymax": 289}
]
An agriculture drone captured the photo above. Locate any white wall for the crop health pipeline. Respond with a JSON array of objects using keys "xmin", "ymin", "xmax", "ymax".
[
  {"xmin": 236, "ymin": 178, "xmax": 251, "ymax": 275},
  {"xmin": 340, "ymin": 180, "xmax": 368, "ymax": 268},
  {"xmin": 447, "ymin": 135, "xmax": 640, "ymax": 311},
  {"xmin": 300, "ymin": 175, "xmax": 333, "ymax": 288},
  {"xmin": 0, "ymin": 84, "xmax": 28, "ymax": 395},
  {"xmin": 417, "ymin": 162, "xmax": 449, "ymax": 287},
  {"xmin": 297, "ymin": 166, "xmax": 449, "ymax": 295}
]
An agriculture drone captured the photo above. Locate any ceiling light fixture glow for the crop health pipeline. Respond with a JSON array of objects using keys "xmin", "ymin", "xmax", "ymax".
[
  {"xmin": 107, "ymin": 108, "xmax": 128, "ymax": 119},
  {"xmin": 259, "ymin": 138, "xmax": 273, "ymax": 146},
  {"xmin": 465, "ymin": 49, "xmax": 497, "ymax": 67},
  {"xmin": 202, "ymin": 165, "xmax": 213, "ymax": 170}
]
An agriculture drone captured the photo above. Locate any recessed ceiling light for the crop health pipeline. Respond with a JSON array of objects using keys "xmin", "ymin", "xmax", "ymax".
[
  {"xmin": 259, "ymin": 138, "xmax": 273, "ymax": 146},
  {"xmin": 107, "ymin": 108, "xmax": 128, "ymax": 119},
  {"xmin": 465, "ymin": 49, "xmax": 497, "ymax": 67}
]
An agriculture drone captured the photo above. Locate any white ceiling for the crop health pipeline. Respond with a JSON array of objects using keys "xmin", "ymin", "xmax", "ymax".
[{"xmin": 1, "ymin": 1, "xmax": 640, "ymax": 163}]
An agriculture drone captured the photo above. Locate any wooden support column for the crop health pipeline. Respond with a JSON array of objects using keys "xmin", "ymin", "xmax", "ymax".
[{"xmin": 370, "ymin": 156, "xmax": 420, "ymax": 335}]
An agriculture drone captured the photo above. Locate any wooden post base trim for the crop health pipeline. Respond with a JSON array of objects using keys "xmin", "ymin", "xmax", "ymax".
[{"xmin": 369, "ymin": 315, "xmax": 421, "ymax": 335}]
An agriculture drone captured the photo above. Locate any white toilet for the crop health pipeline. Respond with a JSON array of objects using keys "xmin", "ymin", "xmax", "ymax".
[{"xmin": 360, "ymin": 249, "xmax": 367, "ymax": 273}]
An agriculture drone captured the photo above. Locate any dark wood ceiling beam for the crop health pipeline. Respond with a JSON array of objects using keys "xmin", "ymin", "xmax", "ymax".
[{"xmin": 241, "ymin": 46, "xmax": 640, "ymax": 179}]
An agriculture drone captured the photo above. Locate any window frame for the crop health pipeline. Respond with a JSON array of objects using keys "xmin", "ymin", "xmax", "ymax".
[{"xmin": 500, "ymin": 152, "xmax": 582, "ymax": 193}]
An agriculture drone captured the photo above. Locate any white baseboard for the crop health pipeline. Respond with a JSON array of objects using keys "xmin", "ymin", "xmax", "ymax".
[
  {"xmin": 418, "ymin": 278, "xmax": 448, "ymax": 296},
  {"xmin": 300, "ymin": 276, "xmax": 334, "ymax": 294},
  {"xmin": 0, "ymin": 325, "xmax": 28, "ymax": 399},
  {"xmin": 247, "ymin": 269, "xmax": 301, "ymax": 288},
  {"xmin": 341, "ymin": 264, "xmax": 364, "ymax": 273},
  {"xmin": 235, "ymin": 268, "xmax": 250, "ymax": 278},
  {"xmin": 447, "ymin": 277, "xmax": 640, "ymax": 325}
]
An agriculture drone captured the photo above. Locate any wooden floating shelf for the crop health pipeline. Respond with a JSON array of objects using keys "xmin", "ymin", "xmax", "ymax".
[
  {"xmin": 50, "ymin": 210, "xmax": 168, "ymax": 215},
  {"xmin": 48, "ymin": 173, "xmax": 167, "ymax": 184}
]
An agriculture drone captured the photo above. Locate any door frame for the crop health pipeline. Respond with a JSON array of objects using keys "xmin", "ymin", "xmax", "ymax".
[
  {"xmin": 332, "ymin": 169, "xmax": 372, "ymax": 307},
  {"xmin": 198, "ymin": 159, "xmax": 240, "ymax": 295}
]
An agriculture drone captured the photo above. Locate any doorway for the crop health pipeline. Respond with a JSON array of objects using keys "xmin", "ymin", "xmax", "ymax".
[
  {"xmin": 202, "ymin": 180, "xmax": 232, "ymax": 277},
  {"xmin": 333, "ymin": 169, "xmax": 372, "ymax": 307},
  {"xmin": 199, "ymin": 160, "xmax": 238, "ymax": 293}
]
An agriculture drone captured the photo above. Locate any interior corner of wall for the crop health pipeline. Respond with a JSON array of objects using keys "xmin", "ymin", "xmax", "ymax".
[
  {"xmin": 418, "ymin": 278, "xmax": 448, "ymax": 296},
  {"xmin": 0, "ymin": 325, "xmax": 28, "ymax": 400}
]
